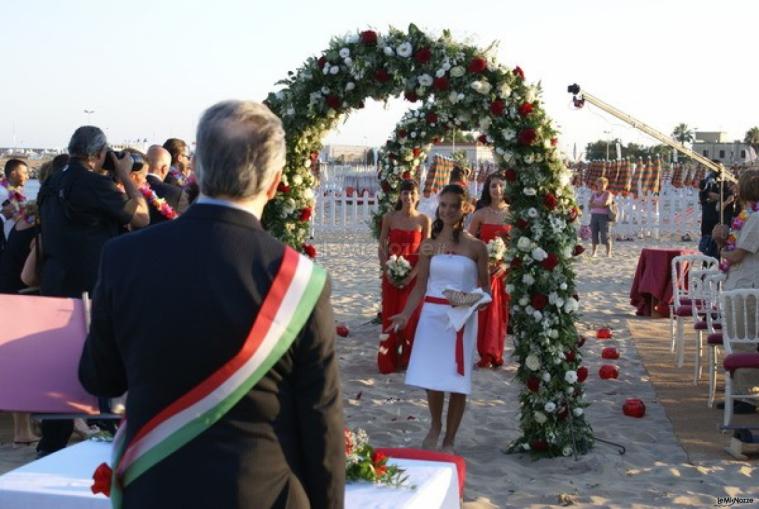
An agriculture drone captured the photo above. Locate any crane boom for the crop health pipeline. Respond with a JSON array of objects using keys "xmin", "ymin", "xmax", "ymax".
[{"xmin": 568, "ymin": 84, "xmax": 737, "ymax": 183}]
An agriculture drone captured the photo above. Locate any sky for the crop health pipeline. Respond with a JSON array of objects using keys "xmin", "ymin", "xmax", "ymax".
[{"xmin": 1, "ymin": 0, "xmax": 757, "ymax": 159}]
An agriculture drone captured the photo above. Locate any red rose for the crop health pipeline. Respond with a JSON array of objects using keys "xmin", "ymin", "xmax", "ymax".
[
  {"xmin": 515, "ymin": 218, "xmax": 528, "ymax": 230},
  {"xmin": 514, "ymin": 66, "xmax": 525, "ymax": 80},
  {"xmin": 577, "ymin": 366, "xmax": 589, "ymax": 382},
  {"xmin": 374, "ymin": 68, "xmax": 391, "ymax": 83},
  {"xmin": 360, "ymin": 30, "xmax": 378, "ymax": 45},
  {"xmin": 517, "ymin": 128, "xmax": 537, "ymax": 146},
  {"xmin": 426, "ymin": 112, "xmax": 438, "ymax": 124},
  {"xmin": 599, "ymin": 364, "xmax": 619, "ymax": 380},
  {"xmin": 344, "ymin": 428, "xmax": 353, "ymax": 455},
  {"xmin": 567, "ymin": 207, "xmax": 579, "ymax": 222},
  {"xmin": 478, "ymin": 134, "xmax": 488, "ymax": 144},
  {"xmin": 412, "ymin": 147, "xmax": 422, "ymax": 158},
  {"xmin": 299, "ymin": 208, "xmax": 313, "ymax": 221},
  {"xmin": 277, "ymin": 182, "xmax": 290, "ymax": 194},
  {"xmin": 576, "ymin": 335, "xmax": 586, "ymax": 348},
  {"xmin": 596, "ymin": 327, "xmax": 613, "ymax": 339},
  {"xmin": 489, "ymin": 99, "xmax": 506, "ymax": 116},
  {"xmin": 510, "ymin": 257, "xmax": 522, "ymax": 269},
  {"xmin": 527, "ymin": 376, "xmax": 540, "ymax": 392},
  {"xmin": 371, "ymin": 451, "xmax": 387, "ymax": 465},
  {"xmin": 543, "ymin": 193, "xmax": 558, "ymax": 210},
  {"xmin": 310, "ymin": 151, "xmax": 320, "ymax": 161},
  {"xmin": 540, "ymin": 253, "xmax": 559, "ymax": 271},
  {"xmin": 325, "ymin": 95, "xmax": 341, "ymax": 109},
  {"xmin": 414, "ymin": 47, "xmax": 432, "ymax": 64},
  {"xmin": 317, "ymin": 56, "xmax": 327, "ymax": 68},
  {"xmin": 404, "ymin": 90, "xmax": 419, "ymax": 102},
  {"xmin": 602, "ymin": 347, "xmax": 620, "ymax": 359},
  {"xmin": 433, "ymin": 77, "xmax": 449, "ymax": 91},
  {"xmin": 551, "ymin": 137, "xmax": 558, "ymax": 146},
  {"xmin": 531, "ymin": 293, "xmax": 548, "ymax": 310},
  {"xmin": 565, "ymin": 350, "xmax": 576, "ymax": 362},
  {"xmin": 336, "ymin": 324, "xmax": 350, "ymax": 337},
  {"xmin": 401, "ymin": 171, "xmax": 411, "ymax": 180},
  {"xmin": 622, "ymin": 398, "xmax": 646, "ymax": 418},
  {"xmin": 518, "ymin": 103, "xmax": 534, "ymax": 117},
  {"xmin": 530, "ymin": 440, "xmax": 548, "ymax": 451},
  {"xmin": 467, "ymin": 56, "xmax": 487, "ymax": 73},
  {"xmin": 572, "ymin": 245, "xmax": 585, "ymax": 256},
  {"xmin": 375, "ymin": 465, "xmax": 388, "ymax": 477},
  {"xmin": 91, "ymin": 462, "xmax": 113, "ymax": 497},
  {"xmin": 303, "ymin": 244, "xmax": 317, "ymax": 259}
]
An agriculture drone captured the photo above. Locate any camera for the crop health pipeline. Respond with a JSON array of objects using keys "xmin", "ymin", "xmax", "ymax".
[{"xmin": 102, "ymin": 150, "xmax": 145, "ymax": 173}]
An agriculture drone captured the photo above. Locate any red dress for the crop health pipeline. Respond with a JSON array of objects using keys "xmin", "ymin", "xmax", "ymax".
[
  {"xmin": 477, "ymin": 223, "xmax": 512, "ymax": 368},
  {"xmin": 378, "ymin": 229, "xmax": 423, "ymax": 373}
]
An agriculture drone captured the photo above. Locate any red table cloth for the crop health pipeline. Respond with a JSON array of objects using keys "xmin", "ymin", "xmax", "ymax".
[{"xmin": 629, "ymin": 247, "xmax": 696, "ymax": 317}]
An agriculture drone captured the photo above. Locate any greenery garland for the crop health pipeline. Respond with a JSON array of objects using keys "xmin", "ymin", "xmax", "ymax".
[{"xmin": 265, "ymin": 24, "xmax": 592, "ymax": 457}]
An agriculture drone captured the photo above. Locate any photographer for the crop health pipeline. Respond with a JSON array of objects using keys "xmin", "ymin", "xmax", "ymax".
[
  {"xmin": 698, "ymin": 169, "xmax": 734, "ymax": 259},
  {"xmin": 34, "ymin": 125, "xmax": 148, "ymax": 457}
]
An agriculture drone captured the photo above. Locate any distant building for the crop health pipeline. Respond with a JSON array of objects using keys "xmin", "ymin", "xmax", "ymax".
[
  {"xmin": 320, "ymin": 144, "xmax": 370, "ymax": 163},
  {"xmin": 693, "ymin": 131, "xmax": 752, "ymax": 164},
  {"xmin": 426, "ymin": 143, "xmax": 494, "ymax": 166}
]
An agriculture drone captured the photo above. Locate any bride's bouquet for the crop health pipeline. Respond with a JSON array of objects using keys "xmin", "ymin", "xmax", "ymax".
[
  {"xmin": 344, "ymin": 427, "xmax": 408, "ymax": 487},
  {"xmin": 385, "ymin": 255, "xmax": 412, "ymax": 285},
  {"xmin": 486, "ymin": 237, "xmax": 506, "ymax": 263}
]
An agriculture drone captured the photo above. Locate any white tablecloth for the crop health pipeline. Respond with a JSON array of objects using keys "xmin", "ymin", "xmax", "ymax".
[{"xmin": 0, "ymin": 441, "xmax": 459, "ymax": 509}]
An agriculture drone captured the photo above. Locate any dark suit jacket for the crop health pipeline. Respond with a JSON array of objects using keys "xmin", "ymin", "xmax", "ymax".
[
  {"xmin": 145, "ymin": 174, "xmax": 189, "ymax": 225},
  {"xmin": 79, "ymin": 204, "xmax": 345, "ymax": 509}
]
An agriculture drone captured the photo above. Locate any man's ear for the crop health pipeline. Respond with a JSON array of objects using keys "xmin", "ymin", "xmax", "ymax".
[{"xmin": 264, "ymin": 170, "xmax": 283, "ymax": 200}]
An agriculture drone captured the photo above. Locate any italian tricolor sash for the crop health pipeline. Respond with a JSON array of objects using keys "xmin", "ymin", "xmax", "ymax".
[{"xmin": 107, "ymin": 247, "xmax": 326, "ymax": 508}]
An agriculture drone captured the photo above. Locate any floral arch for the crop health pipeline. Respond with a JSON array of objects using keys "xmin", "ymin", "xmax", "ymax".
[{"xmin": 264, "ymin": 24, "xmax": 592, "ymax": 457}]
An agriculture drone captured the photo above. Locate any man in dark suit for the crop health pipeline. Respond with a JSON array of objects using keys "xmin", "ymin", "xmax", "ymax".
[
  {"xmin": 144, "ymin": 145, "xmax": 189, "ymax": 225},
  {"xmin": 79, "ymin": 100, "xmax": 345, "ymax": 508}
]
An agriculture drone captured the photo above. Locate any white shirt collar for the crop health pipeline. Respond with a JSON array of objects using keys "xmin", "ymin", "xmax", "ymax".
[{"xmin": 195, "ymin": 194, "xmax": 259, "ymax": 220}]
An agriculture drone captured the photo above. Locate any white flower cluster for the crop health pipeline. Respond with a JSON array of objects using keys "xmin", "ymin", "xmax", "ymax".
[
  {"xmin": 486, "ymin": 237, "xmax": 507, "ymax": 262},
  {"xmin": 385, "ymin": 255, "xmax": 412, "ymax": 284}
]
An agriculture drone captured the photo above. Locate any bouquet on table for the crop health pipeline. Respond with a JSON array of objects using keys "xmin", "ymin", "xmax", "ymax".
[
  {"xmin": 344, "ymin": 428, "xmax": 408, "ymax": 487},
  {"xmin": 385, "ymin": 255, "xmax": 412, "ymax": 285},
  {"xmin": 486, "ymin": 237, "xmax": 506, "ymax": 264}
]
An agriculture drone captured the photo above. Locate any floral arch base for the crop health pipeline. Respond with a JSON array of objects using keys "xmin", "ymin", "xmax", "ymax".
[{"xmin": 264, "ymin": 24, "xmax": 592, "ymax": 458}]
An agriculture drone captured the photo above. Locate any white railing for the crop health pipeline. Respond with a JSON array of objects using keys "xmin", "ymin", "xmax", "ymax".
[{"xmin": 312, "ymin": 186, "xmax": 379, "ymax": 233}]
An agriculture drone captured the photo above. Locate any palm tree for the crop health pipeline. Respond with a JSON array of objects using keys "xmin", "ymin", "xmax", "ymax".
[
  {"xmin": 744, "ymin": 127, "xmax": 759, "ymax": 150},
  {"xmin": 671, "ymin": 123, "xmax": 694, "ymax": 146}
]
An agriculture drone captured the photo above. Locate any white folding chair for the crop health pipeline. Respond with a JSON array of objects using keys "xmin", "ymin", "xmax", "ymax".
[
  {"xmin": 720, "ymin": 289, "xmax": 759, "ymax": 427},
  {"xmin": 702, "ymin": 271, "xmax": 726, "ymax": 406},
  {"xmin": 670, "ymin": 254, "xmax": 719, "ymax": 367},
  {"xmin": 689, "ymin": 268, "xmax": 721, "ymax": 384}
]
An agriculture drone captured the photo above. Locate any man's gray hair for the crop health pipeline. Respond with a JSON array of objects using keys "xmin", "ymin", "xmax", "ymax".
[
  {"xmin": 68, "ymin": 126, "xmax": 108, "ymax": 158},
  {"xmin": 194, "ymin": 100, "xmax": 286, "ymax": 199}
]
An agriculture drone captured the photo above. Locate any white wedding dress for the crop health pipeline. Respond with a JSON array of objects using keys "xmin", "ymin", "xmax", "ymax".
[{"xmin": 405, "ymin": 254, "xmax": 479, "ymax": 395}]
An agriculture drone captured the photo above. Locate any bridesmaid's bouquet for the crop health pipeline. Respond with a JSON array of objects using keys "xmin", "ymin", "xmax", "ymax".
[
  {"xmin": 385, "ymin": 255, "xmax": 412, "ymax": 284},
  {"xmin": 344, "ymin": 428, "xmax": 408, "ymax": 487},
  {"xmin": 486, "ymin": 237, "xmax": 507, "ymax": 263}
]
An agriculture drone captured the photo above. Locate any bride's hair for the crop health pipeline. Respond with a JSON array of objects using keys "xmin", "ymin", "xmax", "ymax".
[
  {"xmin": 394, "ymin": 179, "xmax": 419, "ymax": 210},
  {"xmin": 431, "ymin": 184, "xmax": 468, "ymax": 243}
]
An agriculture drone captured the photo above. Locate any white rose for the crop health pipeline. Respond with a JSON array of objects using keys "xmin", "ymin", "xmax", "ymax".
[
  {"xmin": 525, "ymin": 305, "xmax": 534, "ymax": 314},
  {"xmin": 565, "ymin": 371, "xmax": 578, "ymax": 384},
  {"xmin": 562, "ymin": 245, "xmax": 573, "ymax": 258},
  {"xmin": 435, "ymin": 68, "xmax": 446, "ymax": 78},
  {"xmin": 322, "ymin": 65, "xmax": 330, "ymax": 76},
  {"xmin": 505, "ymin": 284, "xmax": 515, "ymax": 294},
  {"xmin": 534, "ymin": 411, "xmax": 547, "ymax": 424},
  {"xmin": 345, "ymin": 82, "xmax": 355, "ymax": 91},
  {"xmin": 524, "ymin": 187, "xmax": 537, "ymax": 196},
  {"xmin": 533, "ymin": 311, "xmax": 543, "ymax": 321},
  {"xmin": 564, "ymin": 297, "xmax": 579, "ymax": 313},
  {"xmin": 397, "ymin": 42, "xmax": 413, "ymax": 58},
  {"xmin": 286, "ymin": 107, "xmax": 295, "ymax": 116},
  {"xmin": 531, "ymin": 247, "xmax": 548, "ymax": 261},
  {"xmin": 470, "ymin": 80, "xmax": 492, "ymax": 95},
  {"xmin": 548, "ymin": 292, "xmax": 558, "ymax": 304},
  {"xmin": 383, "ymin": 46, "xmax": 395, "ymax": 56},
  {"xmin": 542, "ymin": 372, "xmax": 551, "ymax": 382},
  {"xmin": 562, "ymin": 446, "xmax": 573, "ymax": 457},
  {"xmin": 291, "ymin": 174, "xmax": 303, "ymax": 186},
  {"xmin": 450, "ymin": 66, "xmax": 465, "ymax": 77},
  {"xmin": 343, "ymin": 57, "xmax": 353, "ymax": 66},
  {"xmin": 479, "ymin": 117, "xmax": 492, "ymax": 131},
  {"xmin": 556, "ymin": 297, "xmax": 565, "ymax": 308},
  {"xmin": 544, "ymin": 402, "xmax": 556, "ymax": 413},
  {"xmin": 526, "ymin": 87, "xmax": 537, "ymax": 103},
  {"xmin": 517, "ymin": 236, "xmax": 532, "ymax": 251},
  {"xmin": 566, "ymin": 386, "xmax": 575, "ymax": 395},
  {"xmin": 499, "ymin": 83, "xmax": 512, "ymax": 97},
  {"xmin": 573, "ymin": 408, "xmax": 584, "ymax": 417},
  {"xmin": 329, "ymin": 66, "xmax": 339, "ymax": 75},
  {"xmin": 442, "ymin": 61, "xmax": 451, "ymax": 71},
  {"xmin": 418, "ymin": 74, "xmax": 433, "ymax": 87},
  {"xmin": 525, "ymin": 354, "xmax": 541, "ymax": 371},
  {"xmin": 321, "ymin": 86, "xmax": 330, "ymax": 95},
  {"xmin": 448, "ymin": 91, "xmax": 460, "ymax": 104},
  {"xmin": 522, "ymin": 274, "xmax": 535, "ymax": 286},
  {"xmin": 524, "ymin": 153, "xmax": 535, "ymax": 164},
  {"xmin": 519, "ymin": 296, "xmax": 529, "ymax": 306},
  {"xmin": 560, "ymin": 283, "xmax": 568, "ymax": 290},
  {"xmin": 501, "ymin": 128, "xmax": 516, "ymax": 141},
  {"xmin": 339, "ymin": 47, "xmax": 350, "ymax": 58},
  {"xmin": 501, "ymin": 150, "xmax": 514, "ymax": 163},
  {"xmin": 522, "ymin": 443, "xmax": 531, "ymax": 451},
  {"xmin": 548, "ymin": 329, "xmax": 559, "ymax": 339}
]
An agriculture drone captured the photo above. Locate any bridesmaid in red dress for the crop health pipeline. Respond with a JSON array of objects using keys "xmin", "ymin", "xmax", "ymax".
[
  {"xmin": 377, "ymin": 180, "xmax": 431, "ymax": 373},
  {"xmin": 468, "ymin": 172, "xmax": 511, "ymax": 368}
]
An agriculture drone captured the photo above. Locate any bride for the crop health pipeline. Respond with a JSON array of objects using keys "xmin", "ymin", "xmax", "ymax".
[{"xmin": 389, "ymin": 184, "xmax": 490, "ymax": 452}]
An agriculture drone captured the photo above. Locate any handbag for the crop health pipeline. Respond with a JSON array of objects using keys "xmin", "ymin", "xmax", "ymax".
[{"xmin": 607, "ymin": 200, "xmax": 618, "ymax": 223}]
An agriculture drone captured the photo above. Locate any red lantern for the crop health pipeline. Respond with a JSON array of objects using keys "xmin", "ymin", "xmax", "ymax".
[
  {"xmin": 601, "ymin": 347, "xmax": 620, "ymax": 359},
  {"xmin": 596, "ymin": 327, "xmax": 613, "ymax": 339},
  {"xmin": 599, "ymin": 365, "xmax": 619, "ymax": 380},
  {"xmin": 622, "ymin": 398, "xmax": 646, "ymax": 418},
  {"xmin": 336, "ymin": 325, "xmax": 350, "ymax": 337}
]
